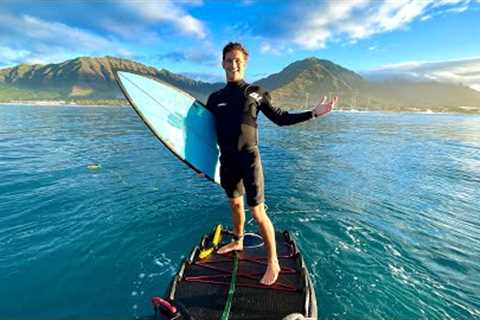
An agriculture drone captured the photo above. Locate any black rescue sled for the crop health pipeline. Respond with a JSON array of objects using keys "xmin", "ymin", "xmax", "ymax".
[{"xmin": 151, "ymin": 225, "xmax": 317, "ymax": 320}]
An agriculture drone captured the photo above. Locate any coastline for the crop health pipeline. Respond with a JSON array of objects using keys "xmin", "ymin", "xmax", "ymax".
[
  {"xmin": 2, "ymin": 102, "xmax": 478, "ymax": 115},
  {"xmin": 1, "ymin": 100, "xmax": 478, "ymax": 114},
  {"xmin": 0, "ymin": 101, "xmax": 128, "ymax": 107}
]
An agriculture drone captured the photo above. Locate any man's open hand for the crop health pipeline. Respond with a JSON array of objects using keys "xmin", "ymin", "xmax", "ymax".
[{"xmin": 312, "ymin": 96, "xmax": 338, "ymax": 117}]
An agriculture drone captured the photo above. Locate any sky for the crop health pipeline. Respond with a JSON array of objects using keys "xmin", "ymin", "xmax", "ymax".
[{"xmin": 1, "ymin": 0, "xmax": 479, "ymax": 89}]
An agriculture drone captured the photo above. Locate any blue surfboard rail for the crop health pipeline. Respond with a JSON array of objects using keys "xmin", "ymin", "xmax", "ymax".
[{"xmin": 114, "ymin": 70, "xmax": 221, "ymax": 184}]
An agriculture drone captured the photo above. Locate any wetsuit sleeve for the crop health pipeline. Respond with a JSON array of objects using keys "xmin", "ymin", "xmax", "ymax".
[
  {"xmin": 259, "ymin": 91, "xmax": 313, "ymax": 126},
  {"xmin": 204, "ymin": 93, "xmax": 215, "ymax": 113}
]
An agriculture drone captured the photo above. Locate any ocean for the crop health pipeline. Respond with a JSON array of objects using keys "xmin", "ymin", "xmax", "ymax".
[{"xmin": 0, "ymin": 104, "xmax": 479, "ymax": 319}]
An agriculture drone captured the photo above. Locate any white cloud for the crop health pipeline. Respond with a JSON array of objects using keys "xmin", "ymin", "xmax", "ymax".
[
  {"xmin": 0, "ymin": 46, "xmax": 30, "ymax": 64},
  {"xmin": 446, "ymin": 5, "xmax": 469, "ymax": 12},
  {"xmin": 0, "ymin": 44, "xmax": 80, "ymax": 68},
  {"xmin": 101, "ymin": 18, "xmax": 161, "ymax": 44},
  {"xmin": 19, "ymin": 15, "xmax": 113, "ymax": 50},
  {"xmin": 289, "ymin": 0, "xmax": 369, "ymax": 49},
  {"xmin": 0, "ymin": 13, "xmax": 123, "ymax": 51},
  {"xmin": 433, "ymin": 0, "xmax": 469, "ymax": 6},
  {"xmin": 0, "ymin": 1, "xmax": 210, "ymax": 69},
  {"xmin": 366, "ymin": 57, "xmax": 480, "ymax": 92},
  {"xmin": 261, "ymin": 0, "xmax": 473, "ymax": 51},
  {"xmin": 260, "ymin": 43, "xmax": 293, "ymax": 55},
  {"xmin": 471, "ymin": 84, "xmax": 480, "ymax": 91},
  {"xmin": 0, "ymin": 1, "xmax": 209, "ymax": 68},
  {"xmin": 0, "ymin": 13, "xmax": 130, "ymax": 67},
  {"xmin": 120, "ymin": 0, "xmax": 207, "ymax": 39},
  {"xmin": 367, "ymin": 1, "xmax": 428, "ymax": 33},
  {"xmin": 372, "ymin": 60, "xmax": 425, "ymax": 71}
]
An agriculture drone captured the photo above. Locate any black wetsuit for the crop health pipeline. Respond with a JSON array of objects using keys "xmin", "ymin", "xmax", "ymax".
[{"xmin": 206, "ymin": 80, "xmax": 313, "ymax": 206}]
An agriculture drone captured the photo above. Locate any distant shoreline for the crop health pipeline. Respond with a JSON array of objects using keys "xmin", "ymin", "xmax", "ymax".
[
  {"xmin": 0, "ymin": 101, "xmax": 128, "ymax": 107},
  {"xmin": 1, "ymin": 100, "xmax": 479, "ymax": 114},
  {"xmin": 2, "ymin": 102, "xmax": 478, "ymax": 115}
]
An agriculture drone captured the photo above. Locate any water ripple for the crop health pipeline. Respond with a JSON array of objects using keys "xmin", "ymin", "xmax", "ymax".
[{"xmin": 1, "ymin": 106, "xmax": 479, "ymax": 319}]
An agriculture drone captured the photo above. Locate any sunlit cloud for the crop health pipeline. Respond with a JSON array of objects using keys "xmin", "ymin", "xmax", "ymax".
[
  {"xmin": 0, "ymin": 45, "xmax": 88, "ymax": 68},
  {"xmin": 120, "ymin": 0, "xmax": 207, "ymax": 39},
  {"xmin": 365, "ymin": 57, "xmax": 480, "ymax": 92},
  {"xmin": 0, "ymin": 14, "xmax": 115, "ymax": 51},
  {"xmin": 259, "ymin": 0, "xmax": 473, "ymax": 51},
  {"xmin": 0, "ymin": 1, "xmax": 209, "ymax": 67},
  {"xmin": 260, "ymin": 43, "xmax": 293, "ymax": 55},
  {"xmin": 0, "ymin": 46, "xmax": 30, "ymax": 65},
  {"xmin": 0, "ymin": 13, "xmax": 131, "ymax": 67},
  {"xmin": 100, "ymin": 18, "xmax": 161, "ymax": 44}
]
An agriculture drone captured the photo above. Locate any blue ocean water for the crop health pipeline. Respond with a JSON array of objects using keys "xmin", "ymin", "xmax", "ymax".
[{"xmin": 0, "ymin": 104, "xmax": 479, "ymax": 320}]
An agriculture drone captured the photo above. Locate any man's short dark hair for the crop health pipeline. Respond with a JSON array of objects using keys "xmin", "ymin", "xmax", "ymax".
[{"xmin": 222, "ymin": 42, "xmax": 249, "ymax": 61}]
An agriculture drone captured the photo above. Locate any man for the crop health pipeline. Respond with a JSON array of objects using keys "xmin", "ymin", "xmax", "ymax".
[{"xmin": 206, "ymin": 42, "xmax": 337, "ymax": 285}]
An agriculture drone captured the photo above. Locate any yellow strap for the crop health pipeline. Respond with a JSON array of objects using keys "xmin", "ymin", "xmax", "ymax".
[
  {"xmin": 199, "ymin": 247, "xmax": 214, "ymax": 259},
  {"xmin": 212, "ymin": 224, "xmax": 223, "ymax": 246},
  {"xmin": 199, "ymin": 224, "xmax": 223, "ymax": 260}
]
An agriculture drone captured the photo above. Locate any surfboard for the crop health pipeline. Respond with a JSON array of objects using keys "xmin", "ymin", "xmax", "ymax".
[{"xmin": 114, "ymin": 70, "xmax": 221, "ymax": 184}]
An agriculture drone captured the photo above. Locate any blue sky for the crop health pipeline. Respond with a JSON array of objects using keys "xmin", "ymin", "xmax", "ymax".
[{"xmin": 1, "ymin": 0, "xmax": 479, "ymax": 89}]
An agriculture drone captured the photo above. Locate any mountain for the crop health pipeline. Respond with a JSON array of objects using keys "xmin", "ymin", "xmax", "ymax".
[
  {"xmin": 0, "ymin": 56, "xmax": 222, "ymax": 103},
  {"xmin": 254, "ymin": 57, "xmax": 480, "ymax": 113},
  {"xmin": 254, "ymin": 57, "xmax": 365, "ymax": 108},
  {"xmin": 358, "ymin": 79, "xmax": 480, "ymax": 112},
  {"xmin": 1, "ymin": 56, "xmax": 480, "ymax": 113}
]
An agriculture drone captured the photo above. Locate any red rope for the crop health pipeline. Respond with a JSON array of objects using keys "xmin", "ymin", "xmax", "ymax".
[
  {"xmin": 196, "ymin": 258, "xmax": 297, "ymax": 275},
  {"xmin": 184, "ymin": 251, "xmax": 299, "ymax": 292},
  {"xmin": 185, "ymin": 236, "xmax": 301, "ymax": 292},
  {"xmin": 184, "ymin": 276, "xmax": 298, "ymax": 292}
]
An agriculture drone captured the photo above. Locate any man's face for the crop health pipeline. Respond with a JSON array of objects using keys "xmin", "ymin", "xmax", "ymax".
[{"xmin": 222, "ymin": 49, "xmax": 247, "ymax": 82}]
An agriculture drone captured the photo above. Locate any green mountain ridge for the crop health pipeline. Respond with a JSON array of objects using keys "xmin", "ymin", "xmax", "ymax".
[
  {"xmin": 255, "ymin": 57, "xmax": 364, "ymax": 91},
  {"xmin": 254, "ymin": 57, "xmax": 365, "ymax": 108},
  {"xmin": 0, "ymin": 56, "xmax": 222, "ymax": 103},
  {"xmin": 254, "ymin": 57, "xmax": 480, "ymax": 113},
  {"xmin": 1, "ymin": 56, "xmax": 480, "ymax": 113}
]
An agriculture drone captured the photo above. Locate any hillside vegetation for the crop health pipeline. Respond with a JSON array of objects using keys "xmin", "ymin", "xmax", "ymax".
[{"xmin": 1, "ymin": 56, "xmax": 480, "ymax": 113}]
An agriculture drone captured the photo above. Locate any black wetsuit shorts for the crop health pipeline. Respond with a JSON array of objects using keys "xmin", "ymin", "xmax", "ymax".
[{"xmin": 220, "ymin": 146, "xmax": 264, "ymax": 207}]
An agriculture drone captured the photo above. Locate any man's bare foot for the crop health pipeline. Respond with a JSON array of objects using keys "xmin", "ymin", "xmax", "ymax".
[
  {"xmin": 217, "ymin": 241, "xmax": 243, "ymax": 254},
  {"xmin": 260, "ymin": 260, "xmax": 281, "ymax": 285}
]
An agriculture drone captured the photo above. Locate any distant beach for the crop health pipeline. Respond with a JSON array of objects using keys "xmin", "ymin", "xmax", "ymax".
[{"xmin": 0, "ymin": 101, "xmax": 128, "ymax": 107}]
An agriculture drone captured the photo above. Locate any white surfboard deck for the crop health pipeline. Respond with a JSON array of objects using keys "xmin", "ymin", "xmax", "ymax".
[{"xmin": 115, "ymin": 71, "xmax": 220, "ymax": 184}]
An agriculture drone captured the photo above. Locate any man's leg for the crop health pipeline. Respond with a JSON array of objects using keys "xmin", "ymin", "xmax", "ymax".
[
  {"xmin": 250, "ymin": 202, "xmax": 280, "ymax": 285},
  {"xmin": 217, "ymin": 196, "xmax": 245, "ymax": 254}
]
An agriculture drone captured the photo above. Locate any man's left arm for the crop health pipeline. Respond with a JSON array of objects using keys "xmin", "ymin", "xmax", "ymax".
[{"xmin": 259, "ymin": 91, "xmax": 337, "ymax": 126}]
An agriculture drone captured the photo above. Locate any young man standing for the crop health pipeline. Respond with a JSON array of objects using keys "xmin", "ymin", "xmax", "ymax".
[{"xmin": 206, "ymin": 42, "xmax": 337, "ymax": 285}]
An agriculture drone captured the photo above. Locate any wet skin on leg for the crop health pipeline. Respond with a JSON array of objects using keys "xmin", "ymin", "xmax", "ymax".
[
  {"xmin": 217, "ymin": 198, "xmax": 280, "ymax": 285},
  {"xmin": 217, "ymin": 196, "xmax": 245, "ymax": 254},
  {"xmin": 250, "ymin": 202, "xmax": 280, "ymax": 285}
]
